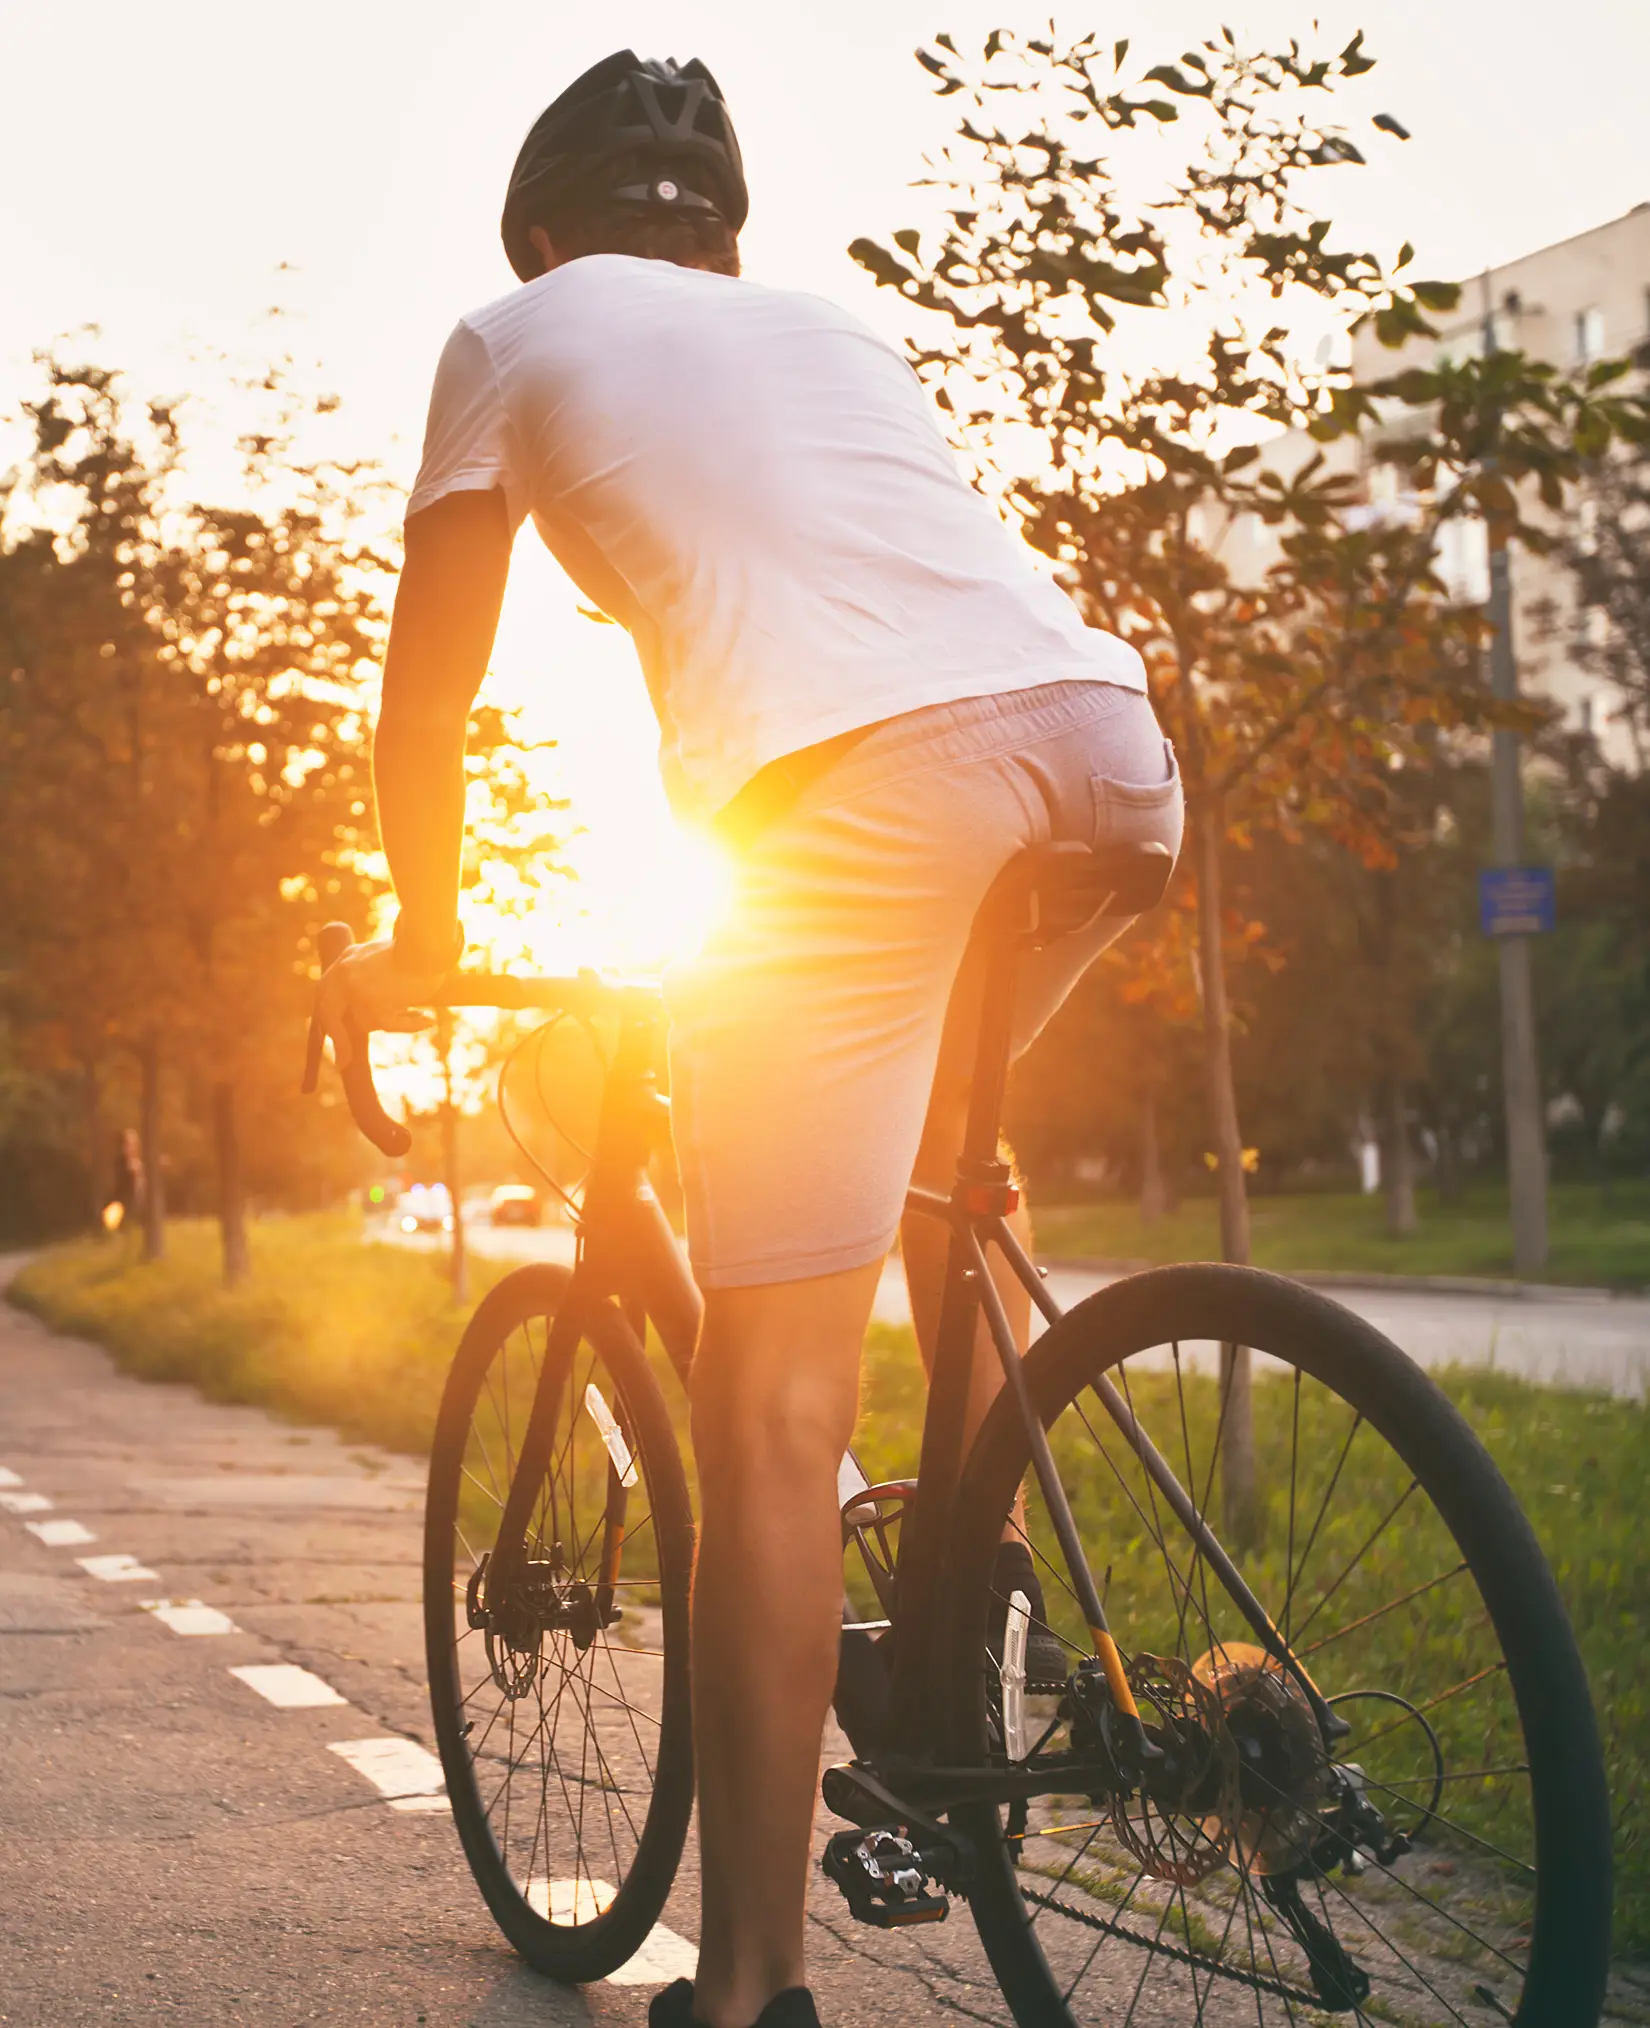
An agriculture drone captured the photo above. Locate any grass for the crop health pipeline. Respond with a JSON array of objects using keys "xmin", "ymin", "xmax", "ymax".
[
  {"xmin": 852, "ymin": 1320, "xmax": 1650, "ymax": 1960},
  {"xmin": 8, "ymin": 1213, "xmax": 515, "ymax": 1457},
  {"xmin": 1033, "ymin": 1177, "xmax": 1650, "ymax": 1289},
  {"xmin": 10, "ymin": 1214, "xmax": 1648, "ymax": 1955}
]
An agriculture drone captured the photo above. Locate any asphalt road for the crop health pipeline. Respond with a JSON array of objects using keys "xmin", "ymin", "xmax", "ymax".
[
  {"xmin": 0, "ymin": 1271, "xmax": 1017, "ymax": 2028},
  {"xmin": 417, "ymin": 1217, "xmax": 1650, "ymax": 1398}
]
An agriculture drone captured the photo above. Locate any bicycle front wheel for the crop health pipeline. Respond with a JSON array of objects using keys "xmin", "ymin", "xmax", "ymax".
[
  {"xmin": 424, "ymin": 1264, "xmax": 695, "ymax": 1981},
  {"xmin": 944, "ymin": 1264, "xmax": 1610, "ymax": 2028}
]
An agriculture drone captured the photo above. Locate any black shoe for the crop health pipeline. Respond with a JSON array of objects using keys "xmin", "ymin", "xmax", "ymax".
[
  {"xmin": 647, "ymin": 1979, "xmax": 823, "ymax": 2028},
  {"xmin": 990, "ymin": 1540, "xmax": 1071, "ymax": 1691},
  {"xmin": 648, "ymin": 1980, "xmax": 699, "ymax": 2028}
]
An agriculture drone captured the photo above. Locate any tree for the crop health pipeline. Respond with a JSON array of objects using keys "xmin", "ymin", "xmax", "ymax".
[
  {"xmin": 855, "ymin": 26, "xmax": 1650, "ymax": 1533},
  {"xmin": 1563, "ymin": 442, "xmax": 1650, "ymax": 759},
  {"xmin": 853, "ymin": 27, "xmax": 1472, "ymax": 1532},
  {"xmin": 0, "ymin": 354, "xmax": 387, "ymax": 1279},
  {"xmin": 389, "ymin": 701, "xmax": 573, "ymax": 1300}
]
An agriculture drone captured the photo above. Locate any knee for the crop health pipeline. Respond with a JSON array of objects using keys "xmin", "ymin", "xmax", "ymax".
[{"xmin": 691, "ymin": 1314, "xmax": 858, "ymax": 1498}]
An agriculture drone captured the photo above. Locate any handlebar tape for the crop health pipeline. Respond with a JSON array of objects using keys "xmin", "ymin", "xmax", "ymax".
[{"xmin": 301, "ymin": 921, "xmax": 414, "ymax": 1159}]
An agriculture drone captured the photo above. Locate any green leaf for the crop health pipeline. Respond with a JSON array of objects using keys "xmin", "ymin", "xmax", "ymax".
[
  {"xmin": 892, "ymin": 228, "xmax": 922, "ymax": 257},
  {"xmin": 934, "ymin": 30, "xmax": 958, "ymax": 53},
  {"xmin": 1574, "ymin": 410, "xmax": 1611, "ymax": 460},
  {"xmin": 1585, "ymin": 357, "xmax": 1631, "ymax": 390},
  {"xmin": 1143, "ymin": 61, "xmax": 1211, "ymax": 96},
  {"xmin": 1340, "ymin": 29, "xmax": 1376, "ymax": 75},
  {"xmin": 1113, "ymin": 37, "xmax": 1129, "ymax": 67},
  {"xmin": 1411, "ymin": 279, "xmax": 1462, "ymax": 312},
  {"xmin": 1372, "ymin": 111, "xmax": 1411, "ymax": 140},
  {"xmin": 984, "ymin": 28, "xmax": 1004, "ymax": 58},
  {"xmin": 915, "ymin": 46, "xmax": 952, "ymax": 78},
  {"xmin": 847, "ymin": 237, "xmax": 915, "ymax": 293},
  {"xmin": 1396, "ymin": 240, "xmax": 1415, "ymax": 271},
  {"xmin": 1385, "ymin": 368, "xmax": 1439, "ymax": 406}
]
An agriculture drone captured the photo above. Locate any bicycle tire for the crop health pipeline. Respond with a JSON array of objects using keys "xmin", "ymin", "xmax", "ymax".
[
  {"xmin": 942, "ymin": 1264, "xmax": 1611, "ymax": 2028},
  {"xmin": 424, "ymin": 1263, "xmax": 695, "ymax": 1982}
]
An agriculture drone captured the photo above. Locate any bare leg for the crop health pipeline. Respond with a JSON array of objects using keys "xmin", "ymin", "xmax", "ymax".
[{"xmin": 689, "ymin": 1258, "xmax": 882, "ymax": 2028}]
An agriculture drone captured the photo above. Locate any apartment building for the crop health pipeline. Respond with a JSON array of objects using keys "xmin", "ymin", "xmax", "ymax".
[{"xmin": 1228, "ymin": 203, "xmax": 1650, "ymax": 754}]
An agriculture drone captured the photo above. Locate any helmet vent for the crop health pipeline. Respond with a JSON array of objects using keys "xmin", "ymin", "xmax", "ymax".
[{"xmin": 650, "ymin": 80, "xmax": 690, "ymax": 126}]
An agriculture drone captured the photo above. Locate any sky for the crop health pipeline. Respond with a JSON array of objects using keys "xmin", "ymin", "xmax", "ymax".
[{"xmin": 3, "ymin": 0, "xmax": 1647, "ymax": 965}]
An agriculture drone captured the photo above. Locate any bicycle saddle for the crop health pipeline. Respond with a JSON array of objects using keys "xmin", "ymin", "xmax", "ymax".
[{"xmin": 975, "ymin": 840, "xmax": 1175, "ymax": 947}]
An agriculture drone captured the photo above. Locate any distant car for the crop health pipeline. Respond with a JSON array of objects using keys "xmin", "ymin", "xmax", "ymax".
[
  {"xmin": 397, "ymin": 1183, "xmax": 453, "ymax": 1234},
  {"xmin": 489, "ymin": 1184, "xmax": 544, "ymax": 1228}
]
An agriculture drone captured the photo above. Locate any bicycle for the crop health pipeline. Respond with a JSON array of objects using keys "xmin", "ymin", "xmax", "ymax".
[{"xmin": 306, "ymin": 838, "xmax": 1612, "ymax": 2027}]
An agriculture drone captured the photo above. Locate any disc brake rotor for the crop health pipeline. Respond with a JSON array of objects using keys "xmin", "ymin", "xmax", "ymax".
[
  {"xmin": 1192, "ymin": 1642, "xmax": 1330, "ymax": 1874},
  {"xmin": 1109, "ymin": 1652, "xmax": 1239, "ymax": 1886}
]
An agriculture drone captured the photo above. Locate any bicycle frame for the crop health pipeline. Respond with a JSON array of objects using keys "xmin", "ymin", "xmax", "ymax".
[
  {"xmin": 464, "ymin": 978, "xmax": 1331, "ymax": 1785},
  {"xmin": 315, "ymin": 864, "xmax": 1333, "ymax": 1787}
]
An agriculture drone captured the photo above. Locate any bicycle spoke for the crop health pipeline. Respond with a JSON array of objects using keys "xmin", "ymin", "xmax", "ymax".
[
  {"xmin": 964, "ymin": 1303, "xmax": 1579, "ymax": 2027},
  {"xmin": 1287, "ymin": 1477, "xmax": 1419, "ymax": 1648},
  {"xmin": 1280, "ymin": 1408, "xmax": 1364, "ymax": 1633},
  {"xmin": 1297, "ymin": 1561, "xmax": 1467, "ymax": 1659},
  {"xmin": 444, "ymin": 1304, "xmax": 681, "ymax": 1940}
]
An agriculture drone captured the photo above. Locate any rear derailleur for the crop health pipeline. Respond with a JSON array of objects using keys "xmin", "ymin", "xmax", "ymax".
[{"xmin": 1256, "ymin": 1765, "xmax": 1415, "ymax": 2012}]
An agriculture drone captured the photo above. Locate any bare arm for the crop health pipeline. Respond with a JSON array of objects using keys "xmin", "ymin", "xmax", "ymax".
[
  {"xmin": 315, "ymin": 487, "xmax": 511, "ymax": 1058},
  {"xmin": 374, "ymin": 487, "xmax": 513, "ymax": 959}
]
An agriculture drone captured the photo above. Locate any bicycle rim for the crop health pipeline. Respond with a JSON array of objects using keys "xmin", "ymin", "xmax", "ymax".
[
  {"xmin": 945, "ymin": 1264, "xmax": 1611, "ymax": 2028},
  {"xmin": 423, "ymin": 1265, "xmax": 694, "ymax": 1980}
]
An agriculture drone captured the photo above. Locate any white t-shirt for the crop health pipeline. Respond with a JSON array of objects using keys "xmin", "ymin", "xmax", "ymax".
[{"xmin": 409, "ymin": 254, "xmax": 1146, "ymax": 821}]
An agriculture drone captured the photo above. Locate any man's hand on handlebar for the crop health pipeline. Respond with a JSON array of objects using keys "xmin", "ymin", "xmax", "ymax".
[{"xmin": 313, "ymin": 936, "xmax": 449, "ymax": 1069}]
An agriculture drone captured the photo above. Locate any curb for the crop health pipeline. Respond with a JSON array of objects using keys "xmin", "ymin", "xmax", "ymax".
[{"xmin": 1042, "ymin": 1258, "xmax": 1647, "ymax": 1303}]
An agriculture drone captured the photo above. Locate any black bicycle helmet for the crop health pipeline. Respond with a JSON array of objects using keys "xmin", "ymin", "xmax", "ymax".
[{"xmin": 501, "ymin": 50, "xmax": 747, "ymax": 281}]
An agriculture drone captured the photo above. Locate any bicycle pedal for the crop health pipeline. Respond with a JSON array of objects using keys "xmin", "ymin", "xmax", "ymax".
[{"xmin": 822, "ymin": 1828, "xmax": 949, "ymax": 1928}]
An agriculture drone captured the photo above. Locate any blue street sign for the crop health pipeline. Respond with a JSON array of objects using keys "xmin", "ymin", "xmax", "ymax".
[{"xmin": 1479, "ymin": 866, "xmax": 1555, "ymax": 937}]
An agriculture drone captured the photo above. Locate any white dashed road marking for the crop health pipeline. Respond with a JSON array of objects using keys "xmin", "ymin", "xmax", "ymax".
[
  {"xmin": 230, "ymin": 1663, "xmax": 346, "ymax": 1709},
  {"xmin": 529, "ymin": 1876, "xmax": 615, "ymax": 1922},
  {"xmin": 3, "ymin": 1455, "xmax": 702, "ymax": 1996},
  {"xmin": 140, "ymin": 1598, "xmax": 237, "ymax": 1636},
  {"xmin": 0, "ymin": 1489, "xmax": 53, "ymax": 1514},
  {"xmin": 607, "ymin": 1924, "xmax": 700, "ymax": 1987},
  {"xmin": 328, "ymin": 1736, "xmax": 449, "ymax": 1811},
  {"xmin": 25, "ymin": 1518, "xmax": 96, "ymax": 1547},
  {"xmin": 77, "ymin": 1553, "xmax": 161, "ymax": 1583},
  {"xmin": 528, "ymin": 1880, "xmax": 697, "ymax": 1985}
]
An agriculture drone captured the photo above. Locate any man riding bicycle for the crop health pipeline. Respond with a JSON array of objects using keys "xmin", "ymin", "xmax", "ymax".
[{"xmin": 318, "ymin": 50, "xmax": 1181, "ymax": 2028}]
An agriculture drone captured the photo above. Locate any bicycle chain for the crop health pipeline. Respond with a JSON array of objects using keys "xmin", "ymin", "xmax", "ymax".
[{"xmin": 1017, "ymin": 1883, "xmax": 1320, "ymax": 2007}]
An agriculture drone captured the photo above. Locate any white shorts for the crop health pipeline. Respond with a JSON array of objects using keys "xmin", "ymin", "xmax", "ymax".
[{"xmin": 665, "ymin": 681, "xmax": 1184, "ymax": 1289}]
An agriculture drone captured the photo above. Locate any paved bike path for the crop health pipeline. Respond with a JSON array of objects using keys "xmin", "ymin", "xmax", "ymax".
[
  {"xmin": 0, "ymin": 1280, "xmax": 1022, "ymax": 2026},
  {"xmin": 403, "ymin": 1219, "xmax": 1650, "ymax": 1399}
]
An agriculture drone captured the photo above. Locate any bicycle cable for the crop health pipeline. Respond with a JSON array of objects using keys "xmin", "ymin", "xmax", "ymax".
[{"xmin": 495, "ymin": 1012, "xmax": 603, "ymax": 1220}]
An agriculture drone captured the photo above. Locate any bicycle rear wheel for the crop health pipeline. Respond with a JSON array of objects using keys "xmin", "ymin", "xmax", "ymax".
[
  {"xmin": 944, "ymin": 1265, "xmax": 1611, "ymax": 2028},
  {"xmin": 424, "ymin": 1264, "xmax": 695, "ymax": 1981}
]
